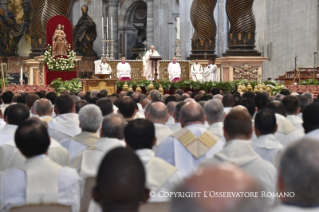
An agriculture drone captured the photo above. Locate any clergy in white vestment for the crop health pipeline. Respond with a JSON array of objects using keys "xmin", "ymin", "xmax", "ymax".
[
  {"xmin": 97, "ymin": 58, "xmax": 112, "ymax": 75},
  {"xmin": 143, "ymin": 45, "xmax": 160, "ymax": 80},
  {"xmin": 253, "ymin": 109, "xmax": 283, "ymax": 164},
  {"xmin": 75, "ymin": 114, "xmax": 126, "ymax": 178},
  {"xmin": 60, "ymin": 105, "xmax": 102, "ymax": 167},
  {"xmin": 148, "ymin": 102, "xmax": 173, "ymax": 148},
  {"xmin": 302, "ymin": 103, "xmax": 319, "ymax": 140},
  {"xmin": 167, "ymin": 57, "xmax": 181, "ymax": 82},
  {"xmin": 0, "ymin": 91, "xmax": 14, "ymax": 116},
  {"xmin": 48, "ymin": 94, "xmax": 81, "ymax": 142},
  {"xmin": 125, "ymin": 119, "xmax": 183, "ymax": 202},
  {"xmin": 272, "ymin": 138, "xmax": 319, "ymax": 212},
  {"xmin": 165, "ymin": 101, "xmax": 181, "ymax": 132},
  {"xmin": 190, "ymin": 59, "xmax": 203, "ymax": 81},
  {"xmin": 204, "ymin": 100, "xmax": 226, "ymax": 141},
  {"xmin": 282, "ymin": 95, "xmax": 304, "ymax": 133},
  {"xmin": 222, "ymin": 94, "xmax": 234, "ymax": 115},
  {"xmin": 267, "ymin": 102, "xmax": 304, "ymax": 147},
  {"xmin": 131, "ymin": 92, "xmax": 145, "ymax": 119},
  {"xmin": 0, "ymin": 104, "xmax": 30, "ymax": 146},
  {"xmin": 202, "ymin": 59, "xmax": 218, "ymax": 82},
  {"xmin": 156, "ymin": 103, "xmax": 225, "ymax": 178},
  {"xmin": 116, "ymin": 56, "xmax": 131, "ymax": 81},
  {"xmin": 0, "ymin": 117, "xmax": 69, "ymax": 171},
  {"xmin": 165, "ymin": 100, "xmax": 176, "ymax": 125},
  {"xmin": 45, "ymin": 91, "xmax": 57, "ymax": 118},
  {"xmin": 0, "ymin": 119, "xmax": 80, "ymax": 212},
  {"xmin": 33, "ymin": 99, "xmax": 53, "ymax": 122},
  {"xmin": 171, "ymin": 164, "xmax": 269, "ymax": 212},
  {"xmin": 200, "ymin": 110, "xmax": 277, "ymax": 206}
]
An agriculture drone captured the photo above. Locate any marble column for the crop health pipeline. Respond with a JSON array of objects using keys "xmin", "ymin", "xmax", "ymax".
[
  {"xmin": 106, "ymin": 0, "xmax": 119, "ymax": 59},
  {"xmin": 179, "ymin": 0, "xmax": 193, "ymax": 60},
  {"xmin": 146, "ymin": 0, "xmax": 154, "ymax": 50}
]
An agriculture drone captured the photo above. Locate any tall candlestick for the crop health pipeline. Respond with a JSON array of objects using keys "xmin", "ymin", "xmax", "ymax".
[
  {"xmin": 176, "ymin": 17, "xmax": 180, "ymax": 40},
  {"xmin": 111, "ymin": 17, "xmax": 113, "ymax": 39},
  {"xmin": 102, "ymin": 17, "xmax": 104, "ymax": 39},
  {"xmin": 107, "ymin": 17, "xmax": 109, "ymax": 39}
]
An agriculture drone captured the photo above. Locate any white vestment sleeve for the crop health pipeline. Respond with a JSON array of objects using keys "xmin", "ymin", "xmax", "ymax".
[{"xmin": 155, "ymin": 136, "xmax": 175, "ymax": 166}]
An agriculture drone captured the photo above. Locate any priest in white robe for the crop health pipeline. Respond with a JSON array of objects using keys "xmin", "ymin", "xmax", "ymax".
[
  {"xmin": 203, "ymin": 60, "xmax": 218, "ymax": 82},
  {"xmin": 0, "ymin": 119, "xmax": 80, "ymax": 212},
  {"xmin": 201, "ymin": 110, "xmax": 277, "ymax": 206},
  {"xmin": 282, "ymin": 95, "xmax": 304, "ymax": 133},
  {"xmin": 60, "ymin": 105, "xmax": 102, "ymax": 167},
  {"xmin": 156, "ymin": 103, "xmax": 224, "ymax": 178},
  {"xmin": 48, "ymin": 94, "xmax": 81, "ymax": 142},
  {"xmin": 165, "ymin": 101, "xmax": 183, "ymax": 133},
  {"xmin": 116, "ymin": 56, "xmax": 131, "ymax": 81},
  {"xmin": 0, "ymin": 104, "xmax": 30, "ymax": 146},
  {"xmin": 167, "ymin": 57, "xmax": 181, "ymax": 82},
  {"xmin": 204, "ymin": 100, "xmax": 226, "ymax": 141},
  {"xmin": 97, "ymin": 58, "xmax": 112, "ymax": 75},
  {"xmin": 143, "ymin": 45, "xmax": 160, "ymax": 80},
  {"xmin": 272, "ymin": 138, "xmax": 319, "ymax": 212},
  {"xmin": 190, "ymin": 59, "xmax": 203, "ymax": 81},
  {"xmin": 253, "ymin": 109, "xmax": 283, "ymax": 164}
]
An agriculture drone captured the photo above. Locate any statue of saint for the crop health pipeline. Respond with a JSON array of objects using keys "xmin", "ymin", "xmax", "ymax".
[
  {"xmin": 133, "ymin": 22, "xmax": 146, "ymax": 48},
  {"xmin": 52, "ymin": 24, "xmax": 69, "ymax": 56},
  {"xmin": 73, "ymin": 5, "xmax": 97, "ymax": 56}
]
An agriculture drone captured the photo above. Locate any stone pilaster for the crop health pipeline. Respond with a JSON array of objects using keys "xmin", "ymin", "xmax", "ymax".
[
  {"xmin": 146, "ymin": 0, "xmax": 154, "ymax": 50},
  {"xmin": 106, "ymin": 0, "xmax": 119, "ymax": 59}
]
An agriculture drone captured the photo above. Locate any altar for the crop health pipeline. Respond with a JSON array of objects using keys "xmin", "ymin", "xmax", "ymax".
[{"xmin": 80, "ymin": 79, "xmax": 117, "ymax": 94}]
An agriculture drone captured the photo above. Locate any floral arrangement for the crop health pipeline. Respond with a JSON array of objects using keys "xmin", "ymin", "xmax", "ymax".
[{"xmin": 43, "ymin": 44, "xmax": 76, "ymax": 71}]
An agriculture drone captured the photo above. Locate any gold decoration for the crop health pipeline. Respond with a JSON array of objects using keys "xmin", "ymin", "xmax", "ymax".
[
  {"xmin": 148, "ymin": 81, "xmax": 155, "ymax": 91},
  {"xmin": 158, "ymin": 85, "xmax": 164, "ymax": 95},
  {"xmin": 241, "ymin": 84, "xmax": 247, "ymax": 92},
  {"xmin": 128, "ymin": 85, "xmax": 133, "ymax": 92},
  {"xmin": 89, "ymin": 81, "xmax": 114, "ymax": 94},
  {"xmin": 237, "ymin": 84, "xmax": 242, "ymax": 92},
  {"xmin": 233, "ymin": 64, "xmax": 258, "ymax": 81},
  {"xmin": 254, "ymin": 86, "xmax": 259, "ymax": 93},
  {"xmin": 266, "ymin": 86, "xmax": 271, "ymax": 96},
  {"xmin": 122, "ymin": 82, "xmax": 128, "ymax": 91},
  {"xmin": 247, "ymin": 83, "xmax": 253, "ymax": 91},
  {"xmin": 136, "ymin": 84, "xmax": 142, "ymax": 93},
  {"xmin": 8, "ymin": 0, "xmax": 24, "ymax": 25}
]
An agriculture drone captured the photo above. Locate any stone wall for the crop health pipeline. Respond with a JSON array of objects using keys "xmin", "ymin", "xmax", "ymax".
[{"xmin": 254, "ymin": 0, "xmax": 318, "ymax": 80}]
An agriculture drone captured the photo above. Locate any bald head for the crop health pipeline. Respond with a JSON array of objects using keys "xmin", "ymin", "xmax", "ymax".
[
  {"xmin": 180, "ymin": 103, "xmax": 205, "ymax": 126},
  {"xmin": 101, "ymin": 114, "xmax": 126, "ymax": 139},
  {"xmin": 148, "ymin": 102, "xmax": 168, "ymax": 124},
  {"xmin": 232, "ymin": 105, "xmax": 248, "ymax": 112},
  {"xmin": 35, "ymin": 98, "xmax": 53, "ymax": 116},
  {"xmin": 171, "ymin": 164, "xmax": 267, "ymax": 212},
  {"xmin": 141, "ymin": 99, "xmax": 150, "ymax": 109}
]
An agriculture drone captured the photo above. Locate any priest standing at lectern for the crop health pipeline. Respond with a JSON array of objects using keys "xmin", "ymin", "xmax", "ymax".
[
  {"xmin": 117, "ymin": 56, "xmax": 131, "ymax": 81},
  {"xmin": 97, "ymin": 58, "xmax": 112, "ymax": 75},
  {"xmin": 168, "ymin": 57, "xmax": 181, "ymax": 82},
  {"xmin": 144, "ymin": 45, "xmax": 160, "ymax": 80}
]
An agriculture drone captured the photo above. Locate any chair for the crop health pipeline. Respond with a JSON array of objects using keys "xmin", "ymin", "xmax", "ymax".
[
  {"xmin": 81, "ymin": 177, "xmax": 96, "ymax": 212},
  {"xmin": 10, "ymin": 204, "xmax": 72, "ymax": 212},
  {"xmin": 139, "ymin": 202, "xmax": 169, "ymax": 212}
]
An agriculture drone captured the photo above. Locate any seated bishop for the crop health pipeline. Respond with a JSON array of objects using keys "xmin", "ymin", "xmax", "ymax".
[
  {"xmin": 0, "ymin": 119, "xmax": 80, "ymax": 212},
  {"xmin": 190, "ymin": 59, "xmax": 203, "ymax": 81},
  {"xmin": 48, "ymin": 94, "xmax": 81, "ymax": 143},
  {"xmin": 60, "ymin": 105, "xmax": 102, "ymax": 167},
  {"xmin": 168, "ymin": 57, "xmax": 181, "ymax": 82},
  {"xmin": 0, "ymin": 117, "xmax": 69, "ymax": 171},
  {"xmin": 117, "ymin": 56, "xmax": 131, "ymax": 81},
  {"xmin": 97, "ymin": 58, "xmax": 112, "ymax": 75},
  {"xmin": 156, "ymin": 103, "xmax": 225, "ymax": 178}
]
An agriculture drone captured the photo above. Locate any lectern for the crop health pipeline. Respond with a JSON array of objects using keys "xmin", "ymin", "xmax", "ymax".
[{"xmin": 150, "ymin": 56, "xmax": 163, "ymax": 81}]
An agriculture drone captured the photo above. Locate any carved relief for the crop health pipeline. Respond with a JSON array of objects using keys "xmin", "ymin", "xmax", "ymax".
[{"xmin": 233, "ymin": 64, "xmax": 258, "ymax": 81}]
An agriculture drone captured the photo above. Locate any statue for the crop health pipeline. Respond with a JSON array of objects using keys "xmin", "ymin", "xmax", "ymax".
[
  {"xmin": 52, "ymin": 24, "xmax": 69, "ymax": 56},
  {"xmin": 73, "ymin": 4, "xmax": 97, "ymax": 56},
  {"xmin": 133, "ymin": 22, "xmax": 146, "ymax": 48},
  {"xmin": 0, "ymin": 0, "xmax": 31, "ymax": 56}
]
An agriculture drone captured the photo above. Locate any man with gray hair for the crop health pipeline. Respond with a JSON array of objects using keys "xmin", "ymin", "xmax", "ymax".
[
  {"xmin": 213, "ymin": 94, "xmax": 223, "ymax": 102},
  {"xmin": 148, "ymin": 102, "xmax": 172, "ymax": 147},
  {"xmin": 34, "ymin": 98, "xmax": 53, "ymax": 122},
  {"xmin": 273, "ymin": 138, "xmax": 319, "ymax": 211},
  {"xmin": 90, "ymin": 90, "xmax": 99, "ymax": 98},
  {"xmin": 166, "ymin": 101, "xmax": 177, "ymax": 125},
  {"xmin": 78, "ymin": 114, "xmax": 126, "ymax": 178},
  {"xmin": 61, "ymin": 104, "xmax": 103, "ymax": 169},
  {"xmin": 302, "ymin": 92, "xmax": 313, "ymax": 104},
  {"xmin": 150, "ymin": 89, "xmax": 161, "ymax": 102},
  {"xmin": 171, "ymin": 164, "xmax": 268, "ymax": 212},
  {"xmin": 157, "ymin": 103, "xmax": 224, "ymax": 178},
  {"xmin": 205, "ymin": 99, "xmax": 225, "ymax": 140},
  {"xmin": 166, "ymin": 101, "xmax": 184, "ymax": 133}
]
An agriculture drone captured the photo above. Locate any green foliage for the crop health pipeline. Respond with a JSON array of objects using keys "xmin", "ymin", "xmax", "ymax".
[
  {"xmin": 300, "ymin": 79, "xmax": 319, "ymax": 85},
  {"xmin": 0, "ymin": 78, "xmax": 9, "ymax": 87},
  {"xmin": 50, "ymin": 78, "xmax": 82, "ymax": 95}
]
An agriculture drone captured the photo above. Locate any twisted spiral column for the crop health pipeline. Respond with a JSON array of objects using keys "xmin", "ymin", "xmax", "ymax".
[
  {"xmin": 223, "ymin": 0, "xmax": 260, "ymax": 56},
  {"xmin": 188, "ymin": 0, "xmax": 217, "ymax": 60}
]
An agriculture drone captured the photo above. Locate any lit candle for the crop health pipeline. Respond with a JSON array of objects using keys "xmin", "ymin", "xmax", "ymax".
[
  {"xmin": 102, "ymin": 17, "xmax": 104, "ymax": 39},
  {"xmin": 111, "ymin": 17, "xmax": 113, "ymax": 39},
  {"xmin": 107, "ymin": 17, "xmax": 109, "ymax": 39}
]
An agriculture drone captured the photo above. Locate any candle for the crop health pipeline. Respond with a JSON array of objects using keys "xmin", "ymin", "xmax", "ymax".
[
  {"xmin": 107, "ymin": 17, "xmax": 109, "ymax": 39},
  {"xmin": 177, "ymin": 17, "xmax": 180, "ymax": 40},
  {"xmin": 111, "ymin": 17, "xmax": 113, "ymax": 39},
  {"xmin": 102, "ymin": 17, "xmax": 104, "ymax": 39},
  {"xmin": 20, "ymin": 66, "xmax": 23, "ymax": 85}
]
